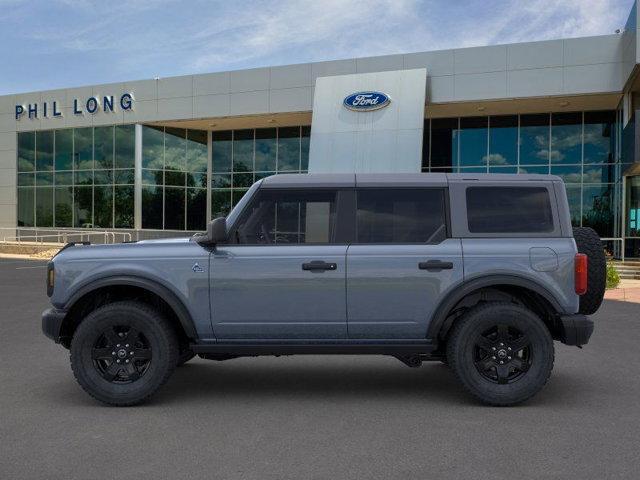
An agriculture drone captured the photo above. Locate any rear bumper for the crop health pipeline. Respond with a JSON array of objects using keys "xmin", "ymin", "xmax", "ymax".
[
  {"xmin": 558, "ymin": 314, "xmax": 594, "ymax": 346},
  {"xmin": 41, "ymin": 308, "xmax": 67, "ymax": 343}
]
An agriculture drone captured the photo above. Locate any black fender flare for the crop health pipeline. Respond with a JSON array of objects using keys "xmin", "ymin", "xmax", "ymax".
[
  {"xmin": 426, "ymin": 274, "xmax": 564, "ymax": 341},
  {"xmin": 64, "ymin": 275, "xmax": 197, "ymax": 339}
]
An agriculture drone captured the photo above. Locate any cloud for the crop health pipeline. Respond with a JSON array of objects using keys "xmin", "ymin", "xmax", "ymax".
[
  {"xmin": 482, "ymin": 153, "xmax": 509, "ymax": 165},
  {"xmin": 0, "ymin": 0, "xmax": 635, "ymax": 93}
]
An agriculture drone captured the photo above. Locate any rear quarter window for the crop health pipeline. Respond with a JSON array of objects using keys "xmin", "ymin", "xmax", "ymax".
[{"xmin": 466, "ymin": 186, "xmax": 554, "ymax": 233}]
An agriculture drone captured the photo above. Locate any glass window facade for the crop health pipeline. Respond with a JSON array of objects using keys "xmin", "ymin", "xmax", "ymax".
[
  {"xmin": 15, "ymin": 113, "xmax": 619, "ymax": 241},
  {"xmin": 17, "ymin": 125, "xmax": 135, "ymax": 228},
  {"xmin": 423, "ymin": 111, "xmax": 620, "ymax": 238},
  {"xmin": 141, "ymin": 126, "xmax": 208, "ymax": 230},
  {"xmin": 211, "ymin": 126, "xmax": 310, "ymax": 218}
]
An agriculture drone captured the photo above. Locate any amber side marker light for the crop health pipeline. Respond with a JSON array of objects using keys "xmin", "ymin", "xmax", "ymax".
[
  {"xmin": 47, "ymin": 262, "xmax": 55, "ymax": 297},
  {"xmin": 575, "ymin": 253, "xmax": 588, "ymax": 295}
]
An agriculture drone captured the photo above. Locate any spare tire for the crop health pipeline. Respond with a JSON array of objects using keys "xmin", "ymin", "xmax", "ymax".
[{"xmin": 573, "ymin": 227, "xmax": 606, "ymax": 315}]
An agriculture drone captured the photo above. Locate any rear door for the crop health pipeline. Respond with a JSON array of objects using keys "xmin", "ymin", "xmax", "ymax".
[{"xmin": 346, "ymin": 187, "xmax": 463, "ymax": 339}]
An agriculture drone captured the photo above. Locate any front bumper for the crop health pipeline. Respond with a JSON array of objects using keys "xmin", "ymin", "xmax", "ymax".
[
  {"xmin": 558, "ymin": 314, "xmax": 594, "ymax": 346},
  {"xmin": 41, "ymin": 308, "xmax": 67, "ymax": 343}
]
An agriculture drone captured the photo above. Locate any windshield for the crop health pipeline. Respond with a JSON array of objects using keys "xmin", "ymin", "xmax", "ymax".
[{"xmin": 225, "ymin": 180, "xmax": 262, "ymax": 228}]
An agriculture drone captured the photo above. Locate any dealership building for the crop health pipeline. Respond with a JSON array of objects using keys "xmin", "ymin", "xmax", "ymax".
[{"xmin": 2, "ymin": 3, "xmax": 640, "ymax": 257}]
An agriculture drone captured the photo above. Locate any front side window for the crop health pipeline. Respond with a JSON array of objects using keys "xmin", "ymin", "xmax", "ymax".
[
  {"xmin": 233, "ymin": 189, "xmax": 338, "ymax": 245},
  {"xmin": 356, "ymin": 189, "xmax": 447, "ymax": 244},
  {"xmin": 466, "ymin": 186, "xmax": 554, "ymax": 233}
]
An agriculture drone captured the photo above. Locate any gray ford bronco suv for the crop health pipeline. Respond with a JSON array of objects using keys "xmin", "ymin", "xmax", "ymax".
[{"xmin": 42, "ymin": 173, "xmax": 605, "ymax": 406}]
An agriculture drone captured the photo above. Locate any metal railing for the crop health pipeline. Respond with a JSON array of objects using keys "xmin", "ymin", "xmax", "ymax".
[
  {"xmin": 0, "ymin": 228, "xmax": 131, "ymax": 245},
  {"xmin": 601, "ymin": 238, "xmax": 625, "ymax": 262}
]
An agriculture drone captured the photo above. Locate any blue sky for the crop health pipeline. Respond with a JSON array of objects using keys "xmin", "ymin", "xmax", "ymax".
[{"xmin": 0, "ymin": 0, "xmax": 635, "ymax": 95}]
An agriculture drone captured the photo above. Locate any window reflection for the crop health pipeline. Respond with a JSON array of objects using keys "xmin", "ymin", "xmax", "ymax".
[
  {"xmin": 584, "ymin": 111, "xmax": 615, "ymax": 164},
  {"xmin": 430, "ymin": 118, "xmax": 457, "ymax": 170},
  {"xmin": 211, "ymin": 126, "xmax": 311, "ymax": 220},
  {"xmin": 424, "ymin": 110, "xmax": 619, "ymax": 238},
  {"xmin": 141, "ymin": 126, "xmax": 208, "ymax": 230},
  {"xmin": 278, "ymin": 127, "xmax": 301, "ymax": 171},
  {"xmin": 551, "ymin": 113, "xmax": 582, "ymax": 164},
  {"xmin": 255, "ymin": 128, "xmax": 276, "ymax": 171},
  {"xmin": 519, "ymin": 114, "xmax": 549, "ymax": 166},
  {"xmin": 17, "ymin": 188, "xmax": 34, "ymax": 227},
  {"xmin": 233, "ymin": 130, "xmax": 254, "ymax": 173},
  {"xmin": 54, "ymin": 130, "xmax": 73, "ymax": 171},
  {"xmin": 488, "ymin": 116, "xmax": 517, "ymax": 166},
  {"xmin": 94, "ymin": 127, "xmax": 113, "ymax": 170},
  {"xmin": 458, "ymin": 117, "xmax": 487, "ymax": 168},
  {"xmin": 583, "ymin": 184, "xmax": 613, "ymax": 236},
  {"xmin": 36, "ymin": 131, "xmax": 54, "ymax": 171},
  {"xmin": 17, "ymin": 126, "xmax": 135, "ymax": 229}
]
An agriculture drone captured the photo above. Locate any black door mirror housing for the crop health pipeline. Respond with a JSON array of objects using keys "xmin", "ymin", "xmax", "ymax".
[
  {"xmin": 197, "ymin": 217, "xmax": 228, "ymax": 245},
  {"xmin": 209, "ymin": 217, "xmax": 228, "ymax": 244}
]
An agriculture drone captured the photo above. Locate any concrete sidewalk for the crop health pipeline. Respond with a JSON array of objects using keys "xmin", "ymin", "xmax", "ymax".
[{"xmin": 604, "ymin": 279, "xmax": 640, "ymax": 303}]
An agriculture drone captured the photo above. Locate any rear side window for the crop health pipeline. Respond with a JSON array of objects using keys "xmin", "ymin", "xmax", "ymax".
[
  {"xmin": 466, "ymin": 187, "xmax": 554, "ymax": 233},
  {"xmin": 356, "ymin": 189, "xmax": 447, "ymax": 243}
]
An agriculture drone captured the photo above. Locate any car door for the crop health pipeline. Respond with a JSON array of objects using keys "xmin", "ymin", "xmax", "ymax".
[
  {"xmin": 210, "ymin": 187, "xmax": 349, "ymax": 340},
  {"xmin": 346, "ymin": 187, "xmax": 463, "ymax": 339}
]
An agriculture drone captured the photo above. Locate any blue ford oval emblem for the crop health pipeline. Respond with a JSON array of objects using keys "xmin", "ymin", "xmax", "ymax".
[{"xmin": 343, "ymin": 91, "xmax": 391, "ymax": 111}]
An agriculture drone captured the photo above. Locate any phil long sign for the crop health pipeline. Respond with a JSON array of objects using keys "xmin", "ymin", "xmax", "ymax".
[{"xmin": 15, "ymin": 93, "xmax": 134, "ymax": 120}]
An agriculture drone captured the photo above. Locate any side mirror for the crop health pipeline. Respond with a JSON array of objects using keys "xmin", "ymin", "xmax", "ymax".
[{"xmin": 207, "ymin": 217, "xmax": 228, "ymax": 244}]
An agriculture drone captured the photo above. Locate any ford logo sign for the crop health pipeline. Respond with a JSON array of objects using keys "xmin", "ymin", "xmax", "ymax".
[{"xmin": 343, "ymin": 91, "xmax": 390, "ymax": 111}]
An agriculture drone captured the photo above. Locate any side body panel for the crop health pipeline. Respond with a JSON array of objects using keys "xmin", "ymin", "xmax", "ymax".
[
  {"xmin": 346, "ymin": 240, "xmax": 464, "ymax": 338},
  {"xmin": 210, "ymin": 245, "xmax": 348, "ymax": 339},
  {"xmin": 51, "ymin": 239, "xmax": 214, "ymax": 338},
  {"xmin": 461, "ymin": 238, "xmax": 579, "ymax": 314}
]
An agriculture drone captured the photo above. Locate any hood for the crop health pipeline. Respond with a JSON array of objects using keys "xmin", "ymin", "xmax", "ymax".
[{"xmin": 53, "ymin": 236, "xmax": 194, "ymax": 262}]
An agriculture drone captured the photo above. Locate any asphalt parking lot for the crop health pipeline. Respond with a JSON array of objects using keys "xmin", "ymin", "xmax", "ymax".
[{"xmin": 1, "ymin": 258, "xmax": 639, "ymax": 479}]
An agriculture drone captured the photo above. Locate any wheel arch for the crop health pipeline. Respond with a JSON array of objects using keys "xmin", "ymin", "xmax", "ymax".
[
  {"xmin": 59, "ymin": 276, "xmax": 197, "ymax": 347},
  {"xmin": 427, "ymin": 275, "xmax": 564, "ymax": 343}
]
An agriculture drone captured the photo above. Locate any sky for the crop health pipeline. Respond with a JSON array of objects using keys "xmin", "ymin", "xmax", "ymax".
[{"xmin": 0, "ymin": 0, "xmax": 636, "ymax": 95}]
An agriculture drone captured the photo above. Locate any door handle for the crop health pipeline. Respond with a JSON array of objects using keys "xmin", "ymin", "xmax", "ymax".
[
  {"xmin": 419, "ymin": 260, "xmax": 454, "ymax": 271},
  {"xmin": 302, "ymin": 261, "xmax": 337, "ymax": 272}
]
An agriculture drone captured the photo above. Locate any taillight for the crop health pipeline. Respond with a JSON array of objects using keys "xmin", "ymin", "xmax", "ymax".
[{"xmin": 575, "ymin": 253, "xmax": 588, "ymax": 295}]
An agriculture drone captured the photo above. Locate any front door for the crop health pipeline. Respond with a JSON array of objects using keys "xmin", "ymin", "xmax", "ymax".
[
  {"xmin": 211, "ymin": 188, "xmax": 348, "ymax": 339},
  {"xmin": 346, "ymin": 188, "xmax": 463, "ymax": 339}
]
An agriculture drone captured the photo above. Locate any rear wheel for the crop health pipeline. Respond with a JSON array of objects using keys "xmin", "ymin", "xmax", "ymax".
[
  {"xmin": 447, "ymin": 302, "xmax": 554, "ymax": 406},
  {"xmin": 70, "ymin": 301, "xmax": 178, "ymax": 406}
]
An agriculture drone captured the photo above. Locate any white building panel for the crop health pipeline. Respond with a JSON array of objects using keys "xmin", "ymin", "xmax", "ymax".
[{"xmin": 309, "ymin": 69, "xmax": 426, "ymax": 173}]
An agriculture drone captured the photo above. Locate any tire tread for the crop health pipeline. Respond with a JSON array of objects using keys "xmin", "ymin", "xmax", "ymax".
[
  {"xmin": 70, "ymin": 300, "xmax": 178, "ymax": 407},
  {"xmin": 573, "ymin": 227, "xmax": 606, "ymax": 315},
  {"xmin": 446, "ymin": 302, "xmax": 554, "ymax": 406}
]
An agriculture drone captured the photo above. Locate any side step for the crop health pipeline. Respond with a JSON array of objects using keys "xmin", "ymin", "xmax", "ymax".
[{"xmin": 191, "ymin": 341, "xmax": 437, "ymax": 357}]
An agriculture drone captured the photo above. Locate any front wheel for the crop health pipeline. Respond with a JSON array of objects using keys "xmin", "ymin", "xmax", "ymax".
[
  {"xmin": 70, "ymin": 301, "xmax": 178, "ymax": 406},
  {"xmin": 446, "ymin": 302, "xmax": 554, "ymax": 406}
]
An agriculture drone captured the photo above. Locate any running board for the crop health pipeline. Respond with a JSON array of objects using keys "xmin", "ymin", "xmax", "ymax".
[{"xmin": 190, "ymin": 341, "xmax": 437, "ymax": 357}]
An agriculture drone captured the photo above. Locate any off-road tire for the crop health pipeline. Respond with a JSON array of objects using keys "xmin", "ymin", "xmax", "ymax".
[
  {"xmin": 446, "ymin": 302, "xmax": 554, "ymax": 406},
  {"xmin": 70, "ymin": 301, "xmax": 178, "ymax": 406},
  {"xmin": 573, "ymin": 226, "xmax": 606, "ymax": 315}
]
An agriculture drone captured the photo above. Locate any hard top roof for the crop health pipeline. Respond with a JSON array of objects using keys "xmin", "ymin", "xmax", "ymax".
[{"xmin": 260, "ymin": 172, "xmax": 561, "ymax": 188}]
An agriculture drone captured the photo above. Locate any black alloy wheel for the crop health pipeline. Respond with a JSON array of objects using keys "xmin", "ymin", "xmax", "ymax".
[
  {"xmin": 91, "ymin": 326, "xmax": 152, "ymax": 383},
  {"xmin": 446, "ymin": 302, "xmax": 554, "ymax": 406},
  {"xmin": 71, "ymin": 301, "xmax": 178, "ymax": 406},
  {"xmin": 473, "ymin": 324, "xmax": 531, "ymax": 384}
]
